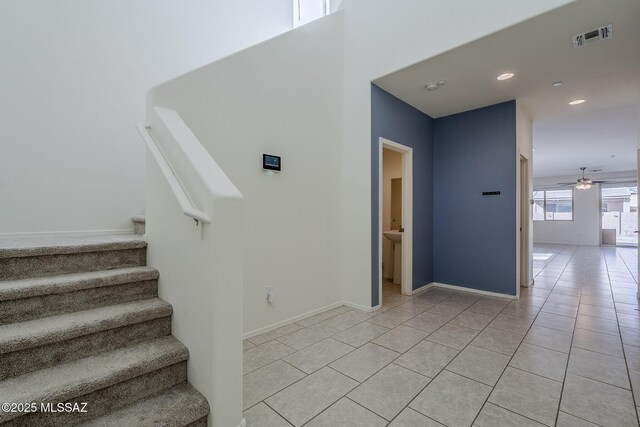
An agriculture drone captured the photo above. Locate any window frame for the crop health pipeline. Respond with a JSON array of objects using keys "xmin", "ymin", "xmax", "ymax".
[
  {"xmin": 293, "ymin": 0, "xmax": 331, "ymax": 28},
  {"xmin": 533, "ymin": 188, "xmax": 574, "ymax": 222}
]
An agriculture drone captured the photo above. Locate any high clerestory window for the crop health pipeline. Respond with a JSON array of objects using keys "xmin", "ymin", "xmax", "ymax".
[
  {"xmin": 293, "ymin": 0, "xmax": 330, "ymax": 28},
  {"xmin": 533, "ymin": 189, "xmax": 574, "ymax": 221}
]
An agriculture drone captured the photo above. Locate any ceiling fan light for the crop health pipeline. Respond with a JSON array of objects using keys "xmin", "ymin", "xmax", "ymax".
[
  {"xmin": 576, "ymin": 179, "xmax": 592, "ymax": 190},
  {"xmin": 575, "ymin": 167, "xmax": 592, "ymax": 190}
]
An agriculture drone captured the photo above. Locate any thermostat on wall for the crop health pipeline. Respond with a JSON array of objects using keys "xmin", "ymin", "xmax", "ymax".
[{"xmin": 262, "ymin": 154, "xmax": 281, "ymax": 171}]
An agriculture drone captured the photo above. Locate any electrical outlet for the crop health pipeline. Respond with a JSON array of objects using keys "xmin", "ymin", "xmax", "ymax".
[{"xmin": 266, "ymin": 287, "xmax": 274, "ymax": 303}]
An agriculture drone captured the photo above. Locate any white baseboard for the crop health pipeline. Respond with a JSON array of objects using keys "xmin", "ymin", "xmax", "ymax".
[
  {"xmin": 0, "ymin": 229, "xmax": 134, "ymax": 238},
  {"xmin": 243, "ymin": 282, "xmax": 519, "ymax": 339},
  {"xmin": 342, "ymin": 300, "xmax": 379, "ymax": 312},
  {"xmin": 411, "ymin": 282, "xmax": 435, "ymax": 295},
  {"xmin": 243, "ymin": 301, "xmax": 345, "ymax": 339},
  {"xmin": 432, "ymin": 282, "xmax": 518, "ymax": 300},
  {"xmin": 243, "ymin": 299, "xmax": 382, "ymax": 339}
]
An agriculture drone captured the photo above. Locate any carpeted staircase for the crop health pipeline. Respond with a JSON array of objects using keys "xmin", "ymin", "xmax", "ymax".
[{"xmin": 0, "ymin": 235, "xmax": 209, "ymax": 426}]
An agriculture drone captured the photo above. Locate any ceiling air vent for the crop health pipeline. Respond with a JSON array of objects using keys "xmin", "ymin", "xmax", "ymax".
[{"xmin": 572, "ymin": 24, "xmax": 613, "ymax": 48}]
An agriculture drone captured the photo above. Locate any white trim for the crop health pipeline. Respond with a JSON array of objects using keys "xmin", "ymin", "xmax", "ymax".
[
  {"xmin": 432, "ymin": 282, "xmax": 518, "ymax": 300},
  {"xmin": 243, "ymin": 300, "xmax": 382, "ymax": 339},
  {"xmin": 243, "ymin": 301, "xmax": 345, "ymax": 339},
  {"xmin": 343, "ymin": 301, "xmax": 380, "ymax": 313},
  {"xmin": 293, "ymin": 0, "xmax": 331, "ymax": 28},
  {"xmin": 411, "ymin": 282, "xmax": 434, "ymax": 295},
  {"xmin": 0, "ymin": 229, "xmax": 134, "ymax": 238},
  {"xmin": 244, "ymin": 280, "xmax": 519, "ymax": 340},
  {"xmin": 379, "ymin": 137, "xmax": 413, "ymax": 304}
]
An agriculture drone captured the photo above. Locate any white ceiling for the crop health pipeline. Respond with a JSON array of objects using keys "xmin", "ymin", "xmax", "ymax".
[
  {"xmin": 534, "ymin": 106, "xmax": 638, "ymax": 178},
  {"xmin": 373, "ymin": 0, "xmax": 640, "ymax": 178}
]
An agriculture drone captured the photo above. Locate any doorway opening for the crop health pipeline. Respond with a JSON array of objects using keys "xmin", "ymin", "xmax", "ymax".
[
  {"xmin": 379, "ymin": 138, "xmax": 413, "ymax": 305},
  {"xmin": 601, "ymin": 183, "xmax": 638, "ymax": 247},
  {"xmin": 519, "ymin": 155, "xmax": 531, "ymax": 295}
]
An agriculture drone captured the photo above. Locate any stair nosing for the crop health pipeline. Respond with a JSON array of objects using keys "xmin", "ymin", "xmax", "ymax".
[
  {"xmin": 78, "ymin": 382, "xmax": 208, "ymax": 427},
  {"xmin": 131, "ymin": 215, "xmax": 146, "ymax": 223},
  {"xmin": 0, "ymin": 267, "xmax": 159, "ymax": 301},
  {"xmin": 0, "ymin": 336, "xmax": 189, "ymax": 423},
  {"xmin": 0, "ymin": 298, "xmax": 172, "ymax": 354},
  {"xmin": 0, "ymin": 235, "xmax": 147, "ymax": 259}
]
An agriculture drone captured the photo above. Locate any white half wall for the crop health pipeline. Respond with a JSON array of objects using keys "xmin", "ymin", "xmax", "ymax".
[
  {"xmin": 149, "ymin": 15, "xmax": 344, "ymax": 334},
  {"xmin": 0, "ymin": 0, "xmax": 291, "ymax": 236},
  {"xmin": 533, "ymin": 177, "xmax": 601, "ymax": 246}
]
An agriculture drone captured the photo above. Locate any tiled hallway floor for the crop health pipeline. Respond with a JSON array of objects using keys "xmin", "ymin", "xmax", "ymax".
[{"xmin": 243, "ymin": 245, "xmax": 640, "ymax": 426}]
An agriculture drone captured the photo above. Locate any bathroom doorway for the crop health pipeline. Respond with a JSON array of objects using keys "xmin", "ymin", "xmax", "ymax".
[{"xmin": 379, "ymin": 138, "xmax": 413, "ymax": 304}]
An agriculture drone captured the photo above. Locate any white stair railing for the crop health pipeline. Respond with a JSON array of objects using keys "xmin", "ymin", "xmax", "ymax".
[{"xmin": 136, "ymin": 123, "xmax": 211, "ymax": 225}]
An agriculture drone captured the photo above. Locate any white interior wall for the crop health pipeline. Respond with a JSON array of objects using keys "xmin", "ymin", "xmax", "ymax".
[
  {"xmin": 0, "ymin": 0, "xmax": 291, "ymax": 236},
  {"xmin": 533, "ymin": 175, "xmax": 601, "ymax": 246},
  {"xmin": 382, "ymin": 149, "xmax": 402, "ymax": 279},
  {"xmin": 339, "ymin": 0, "xmax": 577, "ymax": 307},
  {"xmin": 331, "ymin": 0, "xmax": 344, "ymax": 12},
  {"xmin": 150, "ymin": 15, "xmax": 345, "ymax": 334},
  {"xmin": 145, "ymin": 0, "xmax": 578, "ymax": 335}
]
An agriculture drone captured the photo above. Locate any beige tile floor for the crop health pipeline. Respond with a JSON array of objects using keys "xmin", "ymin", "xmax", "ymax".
[{"xmin": 243, "ymin": 245, "xmax": 640, "ymax": 426}]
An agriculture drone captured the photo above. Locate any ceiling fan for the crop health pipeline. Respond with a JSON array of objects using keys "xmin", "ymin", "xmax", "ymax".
[{"xmin": 556, "ymin": 167, "xmax": 607, "ymax": 190}]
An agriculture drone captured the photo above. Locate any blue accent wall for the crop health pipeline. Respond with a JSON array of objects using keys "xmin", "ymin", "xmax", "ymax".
[
  {"xmin": 433, "ymin": 101, "xmax": 517, "ymax": 295},
  {"xmin": 371, "ymin": 84, "xmax": 434, "ymax": 307}
]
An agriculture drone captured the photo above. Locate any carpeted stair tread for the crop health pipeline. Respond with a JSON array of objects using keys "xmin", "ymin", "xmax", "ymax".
[
  {"xmin": 79, "ymin": 382, "xmax": 209, "ymax": 427},
  {"xmin": 0, "ymin": 234, "xmax": 146, "ymax": 259},
  {"xmin": 0, "ymin": 298, "xmax": 171, "ymax": 354},
  {"xmin": 0, "ymin": 267, "xmax": 158, "ymax": 301},
  {"xmin": 0, "ymin": 336, "xmax": 189, "ymax": 423},
  {"xmin": 132, "ymin": 216, "xmax": 146, "ymax": 235}
]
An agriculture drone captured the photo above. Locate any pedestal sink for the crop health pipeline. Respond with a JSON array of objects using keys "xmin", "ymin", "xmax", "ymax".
[
  {"xmin": 383, "ymin": 230, "xmax": 402, "ymax": 243},
  {"xmin": 383, "ymin": 231, "xmax": 402, "ymax": 285}
]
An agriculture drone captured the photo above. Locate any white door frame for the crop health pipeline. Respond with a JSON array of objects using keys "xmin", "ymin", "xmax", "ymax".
[
  {"xmin": 379, "ymin": 137, "xmax": 413, "ymax": 299},
  {"xmin": 517, "ymin": 155, "xmax": 530, "ymax": 298}
]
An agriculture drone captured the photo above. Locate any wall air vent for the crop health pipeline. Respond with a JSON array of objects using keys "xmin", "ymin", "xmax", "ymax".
[{"xmin": 572, "ymin": 24, "xmax": 613, "ymax": 48}]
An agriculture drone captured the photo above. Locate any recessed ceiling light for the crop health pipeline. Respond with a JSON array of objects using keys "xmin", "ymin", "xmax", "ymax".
[
  {"xmin": 552, "ymin": 82, "xmax": 563, "ymax": 87},
  {"xmin": 425, "ymin": 80, "xmax": 446, "ymax": 92},
  {"xmin": 569, "ymin": 99, "xmax": 586, "ymax": 105},
  {"xmin": 497, "ymin": 72, "xmax": 514, "ymax": 81}
]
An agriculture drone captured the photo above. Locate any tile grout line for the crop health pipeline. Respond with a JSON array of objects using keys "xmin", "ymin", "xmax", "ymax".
[
  {"xmin": 605, "ymin": 247, "xmax": 640, "ymax": 425},
  {"xmin": 247, "ymin": 289, "xmax": 427, "ymax": 423},
  {"xmin": 468, "ymin": 244, "xmax": 571, "ymax": 426},
  {"xmin": 347, "ymin": 288, "xmax": 501, "ymax": 425},
  {"xmin": 245, "ymin": 244, "xmax": 637, "ymax": 426},
  {"xmin": 390, "ymin": 281, "xmax": 569, "ymax": 425},
  {"xmin": 250, "ymin": 290, "xmax": 449, "ymax": 425},
  {"xmin": 284, "ymin": 304, "xmax": 439, "ymax": 427},
  {"xmin": 532, "ymin": 244, "xmax": 579, "ymax": 426},
  {"xmin": 552, "ymin": 245, "xmax": 582, "ymax": 426},
  {"xmin": 387, "ymin": 290, "xmax": 529, "ymax": 425}
]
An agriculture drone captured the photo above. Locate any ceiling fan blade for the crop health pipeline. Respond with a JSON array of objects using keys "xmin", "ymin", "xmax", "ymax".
[{"xmin": 556, "ymin": 182, "xmax": 577, "ymax": 185}]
